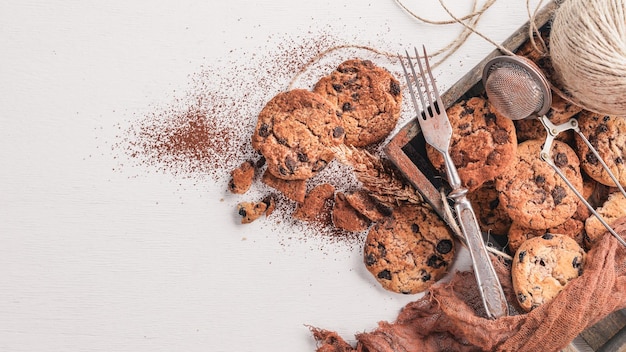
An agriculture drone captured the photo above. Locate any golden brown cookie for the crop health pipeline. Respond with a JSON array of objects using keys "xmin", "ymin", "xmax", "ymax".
[
  {"xmin": 467, "ymin": 182, "xmax": 512, "ymax": 236},
  {"xmin": 292, "ymin": 183, "xmax": 335, "ymax": 222},
  {"xmin": 513, "ymin": 93, "xmax": 580, "ymax": 143},
  {"xmin": 363, "ymin": 203, "xmax": 455, "ymax": 294},
  {"xmin": 426, "ymin": 96, "xmax": 517, "ymax": 192},
  {"xmin": 507, "ymin": 218, "xmax": 585, "ymax": 255},
  {"xmin": 496, "ymin": 139, "xmax": 583, "ymax": 230},
  {"xmin": 584, "ymin": 192, "xmax": 626, "ymax": 247},
  {"xmin": 332, "ymin": 192, "xmax": 370, "ymax": 232},
  {"xmin": 261, "ymin": 169, "xmax": 306, "ymax": 203},
  {"xmin": 512, "ymin": 233, "xmax": 585, "ymax": 311},
  {"xmin": 575, "ymin": 111, "xmax": 626, "ymax": 187},
  {"xmin": 252, "ymin": 89, "xmax": 345, "ymax": 180},
  {"xmin": 344, "ymin": 189, "xmax": 391, "ymax": 223},
  {"xmin": 228, "ymin": 160, "xmax": 256, "ymax": 194},
  {"xmin": 313, "ymin": 59, "xmax": 401, "ymax": 147}
]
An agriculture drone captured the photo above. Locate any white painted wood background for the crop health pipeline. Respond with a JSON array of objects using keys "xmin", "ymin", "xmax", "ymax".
[{"xmin": 1, "ymin": 1, "xmax": 544, "ymax": 351}]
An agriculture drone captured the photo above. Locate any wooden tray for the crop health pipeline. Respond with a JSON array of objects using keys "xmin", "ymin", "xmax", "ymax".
[{"xmin": 383, "ymin": 2, "xmax": 626, "ymax": 350}]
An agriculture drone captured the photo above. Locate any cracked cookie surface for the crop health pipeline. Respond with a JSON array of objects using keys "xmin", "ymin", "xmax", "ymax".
[
  {"xmin": 252, "ymin": 89, "xmax": 345, "ymax": 180},
  {"xmin": 426, "ymin": 96, "xmax": 517, "ymax": 192},
  {"xmin": 496, "ymin": 139, "xmax": 582, "ymax": 230},
  {"xmin": 575, "ymin": 111, "xmax": 626, "ymax": 187},
  {"xmin": 313, "ymin": 59, "xmax": 401, "ymax": 147},
  {"xmin": 512, "ymin": 233, "xmax": 585, "ymax": 311},
  {"xmin": 363, "ymin": 203, "xmax": 455, "ymax": 294}
]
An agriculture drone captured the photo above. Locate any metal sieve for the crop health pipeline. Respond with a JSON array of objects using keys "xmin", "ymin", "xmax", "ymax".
[
  {"xmin": 482, "ymin": 55, "xmax": 551, "ymax": 120},
  {"xmin": 482, "ymin": 55, "xmax": 626, "ymax": 247}
]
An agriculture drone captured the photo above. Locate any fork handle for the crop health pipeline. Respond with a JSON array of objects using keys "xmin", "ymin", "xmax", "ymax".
[{"xmin": 450, "ymin": 190, "xmax": 509, "ymax": 319}]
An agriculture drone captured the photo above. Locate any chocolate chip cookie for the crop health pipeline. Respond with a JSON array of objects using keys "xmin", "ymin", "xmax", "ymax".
[
  {"xmin": 467, "ymin": 182, "xmax": 512, "ymax": 236},
  {"xmin": 252, "ymin": 89, "xmax": 345, "ymax": 180},
  {"xmin": 496, "ymin": 139, "xmax": 583, "ymax": 230},
  {"xmin": 575, "ymin": 111, "xmax": 626, "ymax": 187},
  {"xmin": 426, "ymin": 96, "xmax": 517, "ymax": 192},
  {"xmin": 313, "ymin": 59, "xmax": 401, "ymax": 147},
  {"xmin": 514, "ymin": 92, "xmax": 580, "ymax": 143},
  {"xmin": 507, "ymin": 218, "xmax": 585, "ymax": 254},
  {"xmin": 512, "ymin": 233, "xmax": 585, "ymax": 311},
  {"xmin": 363, "ymin": 203, "xmax": 455, "ymax": 294},
  {"xmin": 585, "ymin": 192, "xmax": 626, "ymax": 247}
]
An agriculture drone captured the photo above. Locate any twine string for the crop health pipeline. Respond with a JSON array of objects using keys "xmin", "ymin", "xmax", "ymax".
[
  {"xmin": 288, "ymin": 0, "xmax": 514, "ymax": 89},
  {"xmin": 550, "ymin": 0, "xmax": 626, "ymax": 115}
]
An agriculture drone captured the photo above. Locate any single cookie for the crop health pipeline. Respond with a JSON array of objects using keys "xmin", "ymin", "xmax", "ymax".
[
  {"xmin": 575, "ymin": 111, "xmax": 626, "ymax": 187},
  {"xmin": 332, "ymin": 192, "xmax": 370, "ymax": 232},
  {"xmin": 261, "ymin": 169, "xmax": 306, "ymax": 203},
  {"xmin": 467, "ymin": 182, "xmax": 512, "ymax": 236},
  {"xmin": 507, "ymin": 218, "xmax": 585, "ymax": 255},
  {"xmin": 293, "ymin": 183, "xmax": 335, "ymax": 222},
  {"xmin": 496, "ymin": 139, "xmax": 583, "ymax": 230},
  {"xmin": 252, "ymin": 89, "xmax": 345, "ymax": 180},
  {"xmin": 344, "ymin": 189, "xmax": 392, "ymax": 223},
  {"xmin": 313, "ymin": 59, "xmax": 401, "ymax": 147},
  {"xmin": 547, "ymin": 92, "xmax": 583, "ymax": 124},
  {"xmin": 426, "ymin": 96, "xmax": 517, "ymax": 192},
  {"xmin": 585, "ymin": 192, "xmax": 626, "ymax": 247},
  {"xmin": 228, "ymin": 160, "xmax": 256, "ymax": 194},
  {"xmin": 514, "ymin": 92, "xmax": 580, "ymax": 143},
  {"xmin": 512, "ymin": 233, "xmax": 585, "ymax": 311},
  {"xmin": 363, "ymin": 203, "xmax": 455, "ymax": 294}
]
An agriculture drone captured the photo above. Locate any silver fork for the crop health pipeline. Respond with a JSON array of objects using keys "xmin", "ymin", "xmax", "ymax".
[{"xmin": 399, "ymin": 46, "xmax": 508, "ymax": 319}]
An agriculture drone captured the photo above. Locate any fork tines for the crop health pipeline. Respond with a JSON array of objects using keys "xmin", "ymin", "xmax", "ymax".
[{"xmin": 399, "ymin": 46, "xmax": 442, "ymax": 119}]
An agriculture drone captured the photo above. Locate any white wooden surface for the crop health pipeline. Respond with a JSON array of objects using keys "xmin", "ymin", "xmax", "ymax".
[{"xmin": 1, "ymin": 1, "xmax": 543, "ymax": 351}]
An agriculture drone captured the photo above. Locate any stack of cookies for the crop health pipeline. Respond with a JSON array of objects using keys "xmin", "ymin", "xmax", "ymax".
[
  {"xmin": 229, "ymin": 59, "xmax": 459, "ymax": 295},
  {"xmin": 230, "ymin": 59, "xmax": 405, "ymax": 227},
  {"xmin": 425, "ymin": 36, "xmax": 626, "ymax": 311}
]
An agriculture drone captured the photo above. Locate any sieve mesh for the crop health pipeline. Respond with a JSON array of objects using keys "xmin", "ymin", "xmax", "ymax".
[{"xmin": 484, "ymin": 61, "xmax": 547, "ymax": 120}]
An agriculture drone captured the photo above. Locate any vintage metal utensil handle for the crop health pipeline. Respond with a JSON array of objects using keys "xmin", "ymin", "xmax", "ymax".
[
  {"xmin": 444, "ymin": 151, "xmax": 509, "ymax": 319},
  {"xmin": 452, "ymin": 195, "xmax": 509, "ymax": 318}
]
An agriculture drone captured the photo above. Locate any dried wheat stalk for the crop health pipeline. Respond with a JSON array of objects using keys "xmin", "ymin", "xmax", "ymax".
[{"xmin": 332, "ymin": 145, "xmax": 423, "ymax": 207}]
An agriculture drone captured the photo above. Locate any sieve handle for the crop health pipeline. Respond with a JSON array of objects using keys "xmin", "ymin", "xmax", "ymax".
[{"xmin": 449, "ymin": 189, "xmax": 509, "ymax": 319}]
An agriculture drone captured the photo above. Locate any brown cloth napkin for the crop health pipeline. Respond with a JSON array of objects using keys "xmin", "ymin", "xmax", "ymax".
[{"xmin": 312, "ymin": 217, "xmax": 626, "ymax": 352}]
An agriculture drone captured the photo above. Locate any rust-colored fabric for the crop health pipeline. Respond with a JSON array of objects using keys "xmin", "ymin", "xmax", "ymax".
[{"xmin": 312, "ymin": 218, "xmax": 626, "ymax": 352}]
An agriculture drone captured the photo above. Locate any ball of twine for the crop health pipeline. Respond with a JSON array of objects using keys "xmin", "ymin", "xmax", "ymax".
[{"xmin": 550, "ymin": 0, "xmax": 626, "ymax": 116}]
